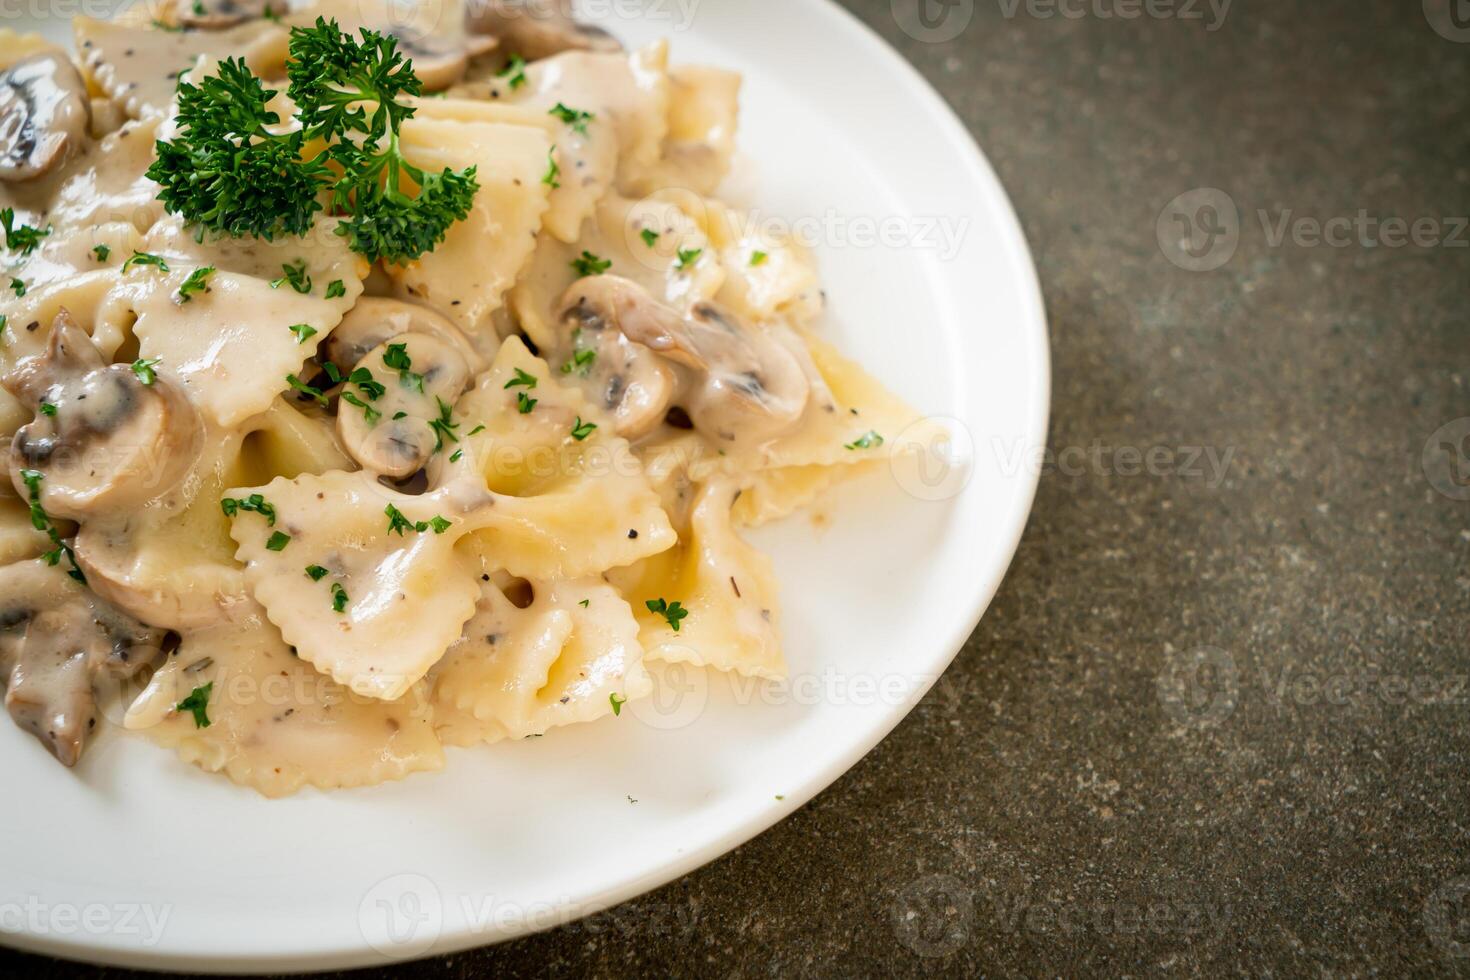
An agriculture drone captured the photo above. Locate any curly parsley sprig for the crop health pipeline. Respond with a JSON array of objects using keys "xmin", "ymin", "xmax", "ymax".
[{"xmin": 147, "ymin": 18, "xmax": 478, "ymax": 264}]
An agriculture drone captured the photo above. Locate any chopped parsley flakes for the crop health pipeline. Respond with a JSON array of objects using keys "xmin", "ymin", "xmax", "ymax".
[
  {"xmin": 570, "ymin": 416, "xmax": 597, "ymax": 441},
  {"xmin": 288, "ymin": 323, "xmax": 318, "ymax": 344},
  {"xmin": 176, "ymin": 682, "xmax": 213, "ymax": 729},
  {"xmin": 645, "ymin": 598, "xmax": 689, "ymax": 632},
  {"xmin": 1, "ymin": 208, "xmax": 49, "ymax": 255},
  {"xmin": 504, "ymin": 367, "xmax": 538, "ymax": 390},
  {"xmin": 132, "ymin": 358, "xmax": 162, "ymax": 386},
  {"xmin": 266, "ymin": 531, "xmax": 292, "ymax": 551},
  {"xmin": 516, "ymin": 391, "xmax": 537, "ymax": 414},
  {"xmin": 221, "ymin": 493, "xmax": 277, "ymax": 526},
  {"xmin": 609, "ymin": 693, "xmax": 626, "ymax": 716},
  {"xmin": 549, "ymin": 102, "xmax": 594, "ymax": 135},
  {"xmin": 498, "ymin": 53, "xmax": 527, "ymax": 89},
  {"xmin": 271, "ymin": 260, "xmax": 312, "ymax": 294},
  {"xmin": 844, "ymin": 430, "xmax": 884, "ymax": 451},
  {"xmin": 122, "ymin": 251, "xmax": 169, "ymax": 274},
  {"xmin": 676, "ymin": 247, "xmax": 702, "ymax": 270},
  {"xmin": 177, "ymin": 265, "xmax": 215, "ymax": 302},
  {"xmin": 570, "ymin": 250, "xmax": 611, "ymax": 277}
]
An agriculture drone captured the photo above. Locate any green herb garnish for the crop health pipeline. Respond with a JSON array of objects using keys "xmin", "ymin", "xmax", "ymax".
[
  {"xmin": 1, "ymin": 208, "xmax": 49, "ymax": 255},
  {"xmin": 176, "ymin": 683, "xmax": 213, "ymax": 729},
  {"xmin": 548, "ymin": 102, "xmax": 594, "ymax": 135},
  {"xmin": 132, "ymin": 358, "xmax": 162, "ymax": 386},
  {"xmin": 271, "ymin": 260, "xmax": 311, "ymax": 294},
  {"xmin": 148, "ymin": 19, "xmax": 479, "ymax": 264},
  {"xmin": 504, "ymin": 367, "xmax": 537, "ymax": 390},
  {"xmin": 266, "ymin": 531, "xmax": 292, "ymax": 551},
  {"xmin": 122, "ymin": 251, "xmax": 169, "ymax": 274},
  {"xmin": 570, "ymin": 250, "xmax": 610, "ymax": 277},
  {"xmin": 221, "ymin": 493, "xmax": 278, "ymax": 525},
  {"xmin": 570, "ymin": 416, "xmax": 597, "ymax": 441},
  {"xmin": 844, "ymin": 431, "xmax": 884, "ymax": 451},
  {"xmin": 177, "ymin": 265, "xmax": 215, "ymax": 302},
  {"xmin": 288, "ymin": 323, "xmax": 318, "ymax": 344},
  {"xmin": 645, "ymin": 598, "xmax": 689, "ymax": 632}
]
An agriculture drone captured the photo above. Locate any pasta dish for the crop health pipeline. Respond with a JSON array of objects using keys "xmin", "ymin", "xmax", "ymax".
[{"xmin": 0, "ymin": 0, "xmax": 924, "ymax": 796}]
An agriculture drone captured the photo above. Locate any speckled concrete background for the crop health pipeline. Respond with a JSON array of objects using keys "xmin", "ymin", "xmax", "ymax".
[{"xmin": 6, "ymin": 0, "xmax": 1470, "ymax": 975}]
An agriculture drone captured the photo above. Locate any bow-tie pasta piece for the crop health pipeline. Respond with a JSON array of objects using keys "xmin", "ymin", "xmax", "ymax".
[
  {"xmin": 391, "ymin": 117, "xmax": 552, "ymax": 334},
  {"xmin": 432, "ymin": 576, "xmax": 651, "ymax": 745},
  {"xmin": 125, "ymin": 610, "xmax": 444, "ymax": 798},
  {"xmin": 479, "ymin": 41, "xmax": 671, "ymax": 195},
  {"xmin": 510, "ymin": 193, "xmax": 723, "ymax": 360},
  {"xmin": 608, "ymin": 479, "xmax": 784, "ymax": 679},
  {"xmin": 440, "ymin": 336, "xmax": 677, "ymax": 581},
  {"xmin": 77, "ymin": 397, "xmax": 352, "ymax": 632},
  {"xmin": 122, "ymin": 215, "xmax": 367, "ymax": 427},
  {"xmin": 626, "ymin": 65, "xmax": 741, "ymax": 199},
  {"xmin": 226, "ymin": 470, "xmax": 489, "ymax": 701},
  {"xmin": 73, "ymin": 15, "xmax": 288, "ymax": 121}
]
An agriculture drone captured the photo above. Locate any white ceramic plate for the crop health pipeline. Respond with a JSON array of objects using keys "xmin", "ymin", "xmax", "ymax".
[{"xmin": 0, "ymin": 0, "xmax": 1049, "ymax": 970}]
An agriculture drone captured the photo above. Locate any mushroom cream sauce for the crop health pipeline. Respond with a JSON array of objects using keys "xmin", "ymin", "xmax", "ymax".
[{"xmin": 0, "ymin": 0, "xmax": 928, "ymax": 796}]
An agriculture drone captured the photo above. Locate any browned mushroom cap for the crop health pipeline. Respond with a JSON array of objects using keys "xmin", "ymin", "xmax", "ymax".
[
  {"xmin": 3, "ymin": 310, "xmax": 201, "ymax": 520},
  {"xmin": 0, "ymin": 559, "xmax": 165, "ymax": 766},
  {"xmin": 397, "ymin": 30, "xmax": 499, "ymax": 92},
  {"xmin": 325, "ymin": 298, "xmax": 485, "ymax": 376},
  {"xmin": 557, "ymin": 276, "xmax": 810, "ymax": 447},
  {"xmin": 337, "ymin": 334, "xmax": 472, "ymax": 479},
  {"xmin": 0, "ymin": 54, "xmax": 91, "ymax": 182},
  {"xmin": 176, "ymin": 0, "xmax": 274, "ymax": 30},
  {"xmin": 467, "ymin": 0, "xmax": 621, "ymax": 60},
  {"xmin": 557, "ymin": 278, "xmax": 678, "ymax": 439}
]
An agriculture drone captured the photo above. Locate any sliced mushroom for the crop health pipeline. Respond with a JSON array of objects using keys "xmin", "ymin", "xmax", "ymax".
[
  {"xmin": 309, "ymin": 0, "xmax": 498, "ymax": 92},
  {"xmin": 468, "ymin": 0, "xmax": 622, "ymax": 60},
  {"xmin": 0, "ymin": 54, "xmax": 91, "ymax": 182},
  {"xmin": 558, "ymin": 282, "xmax": 678, "ymax": 439},
  {"xmin": 3, "ymin": 310, "xmax": 202, "ymax": 520},
  {"xmin": 556, "ymin": 276, "xmax": 810, "ymax": 447},
  {"xmin": 0, "ymin": 558, "xmax": 166, "ymax": 766},
  {"xmin": 337, "ymin": 334, "xmax": 471, "ymax": 479},
  {"xmin": 176, "ymin": 0, "xmax": 272, "ymax": 30},
  {"xmin": 325, "ymin": 298, "xmax": 487, "ymax": 377}
]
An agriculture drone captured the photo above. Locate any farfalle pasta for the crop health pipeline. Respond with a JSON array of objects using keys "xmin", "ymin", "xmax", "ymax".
[{"xmin": 0, "ymin": 2, "xmax": 924, "ymax": 796}]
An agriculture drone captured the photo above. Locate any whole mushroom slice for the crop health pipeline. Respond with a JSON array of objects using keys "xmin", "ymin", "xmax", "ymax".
[
  {"xmin": 468, "ymin": 0, "xmax": 622, "ymax": 60},
  {"xmin": 3, "ymin": 310, "xmax": 202, "ymax": 520},
  {"xmin": 557, "ymin": 280, "xmax": 678, "ymax": 440},
  {"xmin": 324, "ymin": 298, "xmax": 487, "ymax": 377},
  {"xmin": 337, "ymin": 334, "xmax": 472, "ymax": 479},
  {"xmin": 0, "ymin": 558, "xmax": 166, "ymax": 766},
  {"xmin": 176, "ymin": 0, "xmax": 273, "ymax": 30},
  {"xmin": 0, "ymin": 53, "xmax": 91, "ymax": 182},
  {"xmin": 556, "ymin": 276, "xmax": 811, "ymax": 448}
]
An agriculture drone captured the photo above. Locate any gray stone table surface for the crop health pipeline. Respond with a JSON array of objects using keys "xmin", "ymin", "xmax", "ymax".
[{"xmin": 4, "ymin": 0, "xmax": 1469, "ymax": 976}]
